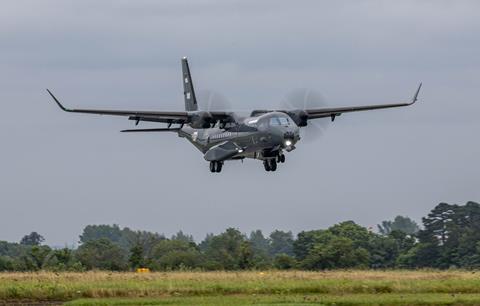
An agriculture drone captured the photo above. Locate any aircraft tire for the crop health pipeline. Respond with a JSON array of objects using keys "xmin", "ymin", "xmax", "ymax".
[
  {"xmin": 270, "ymin": 159, "xmax": 277, "ymax": 171},
  {"xmin": 280, "ymin": 154, "xmax": 285, "ymax": 163},
  {"xmin": 263, "ymin": 160, "xmax": 271, "ymax": 171},
  {"xmin": 216, "ymin": 162, "xmax": 223, "ymax": 173},
  {"xmin": 209, "ymin": 161, "xmax": 216, "ymax": 173}
]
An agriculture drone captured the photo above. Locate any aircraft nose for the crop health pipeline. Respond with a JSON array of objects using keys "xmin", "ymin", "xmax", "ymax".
[{"xmin": 284, "ymin": 131, "xmax": 295, "ymax": 140}]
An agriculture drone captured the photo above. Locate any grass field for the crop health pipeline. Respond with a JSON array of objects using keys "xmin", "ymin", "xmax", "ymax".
[{"xmin": 2, "ymin": 270, "xmax": 480, "ymax": 305}]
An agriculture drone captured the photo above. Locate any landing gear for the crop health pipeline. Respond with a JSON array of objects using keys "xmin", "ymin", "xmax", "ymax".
[
  {"xmin": 263, "ymin": 159, "xmax": 277, "ymax": 172},
  {"xmin": 277, "ymin": 153, "xmax": 285, "ymax": 163},
  {"xmin": 209, "ymin": 161, "xmax": 223, "ymax": 173},
  {"xmin": 263, "ymin": 160, "xmax": 271, "ymax": 171}
]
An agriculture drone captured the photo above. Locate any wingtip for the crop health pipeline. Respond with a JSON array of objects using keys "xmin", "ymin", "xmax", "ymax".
[
  {"xmin": 46, "ymin": 88, "xmax": 69, "ymax": 111},
  {"xmin": 411, "ymin": 82, "xmax": 422, "ymax": 104}
]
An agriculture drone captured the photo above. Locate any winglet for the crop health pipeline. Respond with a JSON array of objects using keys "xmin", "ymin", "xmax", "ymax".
[
  {"xmin": 411, "ymin": 82, "xmax": 422, "ymax": 105},
  {"xmin": 46, "ymin": 89, "xmax": 71, "ymax": 112}
]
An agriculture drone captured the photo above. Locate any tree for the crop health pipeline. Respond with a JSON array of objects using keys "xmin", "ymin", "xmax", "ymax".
[
  {"xmin": 378, "ymin": 216, "xmax": 420, "ymax": 235},
  {"xmin": 294, "ymin": 230, "xmax": 329, "ymax": 261},
  {"xmin": 79, "ymin": 225, "xmax": 128, "ymax": 248},
  {"xmin": 76, "ymin": 238, "xmax": 128, "ymax": 270},
  {"xmin": 20, "ymin": 232, "xmax": 44, "ymax": 246},
  {"xmin": 202, "ymin": 228, "xmax": 253, "ymax": 270},
  {"xmin": 22, "ymin": 245, "xmax": 52, "ymax": 270},
  {"xmin": 248, "ymin": 230, "xmax": 272, "ymax": 269},
  {"xmin": 273, "ymin": 254, "xmax": 296, "ymax": 270},
  {"xmin": 44, "ymin": 248, "xmax": 82, "ymax": 271},
  {"xmin": 171, "ymin": 231, "xmax": 194, "ymax": 243},
  {"xmin": 269, "ymin": 230, "xmax": 294, "ymax": 256},
  {"xmin": 149, "ymin": 239, "xmax": 201, "ymax": 270},
  {"xmin": 0, "ymin": 256, "xmax": 14, "ymax": 271},
  {"xmin": 249, "ymin": 230, "xmax": 270, "ymax": 255},
  {"xmin": 129, "ymin": 244, "xmax": 145, "ymax": 269},
  {"xmin": 301, "ymin": 236, "xmax": 369, "ymax": 270}
]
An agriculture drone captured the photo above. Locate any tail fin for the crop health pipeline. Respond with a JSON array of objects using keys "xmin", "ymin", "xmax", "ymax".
[{"xmin": 181, "ymin": 57, "xmax": 198, "ymax": 111}]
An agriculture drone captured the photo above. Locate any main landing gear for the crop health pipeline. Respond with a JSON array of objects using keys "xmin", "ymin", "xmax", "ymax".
[
  {"xmin": 264, "ymin": 153, "xmax": 285, "ymax": 172},
  {"xmin": 263, "ymin": 159, "xmax": 277, "ymax": 172},
  {"xmin": 209, "ymin": 161, "xmax": 223, "ymax": 173}
]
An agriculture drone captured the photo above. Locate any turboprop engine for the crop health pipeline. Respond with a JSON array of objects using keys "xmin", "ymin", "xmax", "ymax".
[{"xmin": 189, "ymin": 111, "xmax": 215, "ymax": 129}]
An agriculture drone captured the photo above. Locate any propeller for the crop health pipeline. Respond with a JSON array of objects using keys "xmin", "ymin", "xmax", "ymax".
[
  {"xmin": 197, "ymin": 89, "xmax": 232, "ymax": 112},
  {"xmin": 280, "ymin": 88, "xmax": 330, "ymax": 143},
  {"xmin": 197, "ymin": 89, "xmax": 243, "ymax": 126}
]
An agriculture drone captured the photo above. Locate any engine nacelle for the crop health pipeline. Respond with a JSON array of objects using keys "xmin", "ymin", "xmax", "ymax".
[
  {"xmin": 286, "ymin": 110, "xmax": 308, "ymax": 127},
  {"xmin": 189, "ymin": 111, "xmax": 214, "ymax": 129}
]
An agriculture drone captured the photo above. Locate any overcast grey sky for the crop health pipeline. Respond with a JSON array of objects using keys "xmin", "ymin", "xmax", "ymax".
[{"xmin": 1, "ymin": 0, "xmax": 479, "ymax": 246}]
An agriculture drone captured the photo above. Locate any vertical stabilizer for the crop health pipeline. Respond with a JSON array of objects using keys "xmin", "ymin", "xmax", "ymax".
[{"xmin": 181, "ymin": 57, "xmax": 198, "ymax": 111}]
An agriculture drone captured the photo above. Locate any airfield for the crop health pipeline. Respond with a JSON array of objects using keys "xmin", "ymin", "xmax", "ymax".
[{"xmin": 2, "ymin": 270, "xmax": 480, "ymax": 305}]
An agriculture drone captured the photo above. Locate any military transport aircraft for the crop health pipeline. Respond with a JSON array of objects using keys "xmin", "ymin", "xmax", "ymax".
[{"xmin": 47, "ymin": 57, "xmax": 421, "ymax": 173}]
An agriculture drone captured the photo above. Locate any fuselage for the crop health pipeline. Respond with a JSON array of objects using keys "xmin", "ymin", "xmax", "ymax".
[{"xmin": 178, "ymin": 112, "xmax": 300, "ymax": 161}]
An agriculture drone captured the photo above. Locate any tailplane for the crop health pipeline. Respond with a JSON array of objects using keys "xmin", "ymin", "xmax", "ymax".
[{"xmin": 181, "ymin": 57, "xmax": 198, "ymax": 111}]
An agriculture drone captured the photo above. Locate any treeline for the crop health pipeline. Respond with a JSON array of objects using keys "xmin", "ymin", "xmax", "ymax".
[{"xmin": 0, "ymin": 201, "xmax": 479, "ymax": 271}]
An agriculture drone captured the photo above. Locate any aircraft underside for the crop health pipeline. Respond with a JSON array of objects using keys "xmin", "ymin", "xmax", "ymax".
[{"xmin": 178, "ymin": 127, "xmax": 289, "ymax": 173}]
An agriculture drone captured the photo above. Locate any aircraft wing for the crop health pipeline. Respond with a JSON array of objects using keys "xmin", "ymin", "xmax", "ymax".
[
  {"xmin": 47, "ymin": 89, "xmax": 233, "ymax": 125},
  {"xmin": 305, "ymin": 83, "xmax": 422, "ymax": 121},
  {"xmin": 47, "ymin": 89, "xmax": 188, "ymax": 124}
]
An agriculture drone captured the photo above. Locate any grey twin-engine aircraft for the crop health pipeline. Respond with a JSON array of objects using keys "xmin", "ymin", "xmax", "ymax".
[{"xmin": 47, "ymin": 57, "xmax": 421, "ymax": 173}]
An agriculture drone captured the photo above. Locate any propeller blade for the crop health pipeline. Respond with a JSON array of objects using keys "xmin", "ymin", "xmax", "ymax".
[{"xmin": 281, "ymin": 88, "xmax": 330, "ymax": 143}]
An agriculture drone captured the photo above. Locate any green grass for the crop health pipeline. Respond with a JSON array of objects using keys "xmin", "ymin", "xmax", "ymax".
[
  {"xmin": 67, "ymin": 294, "xmax": 480, "ymax": 306},
  {"xmin": 2, "ymin": 270, "xmax": 480, "ymax": 305}
]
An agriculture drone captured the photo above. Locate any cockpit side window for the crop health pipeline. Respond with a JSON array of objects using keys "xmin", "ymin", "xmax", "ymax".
[
  {"xmin": 269, "ymin": 117, "xmax": 281, "ymax": 126},
  {"xmin": 279, "ymin": 117, "xmax": 290, "ymax": 125},
  {"xmin": 269, "ymin": 117, "xmax": 290, "ymax": 126}
]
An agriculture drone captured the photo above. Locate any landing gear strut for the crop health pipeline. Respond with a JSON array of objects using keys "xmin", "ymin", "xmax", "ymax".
[{"xmin": 209, "ymin": 161, "xmax": 223, "ymax": 173}]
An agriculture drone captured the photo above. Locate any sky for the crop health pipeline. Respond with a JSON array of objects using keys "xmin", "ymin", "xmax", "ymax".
[{"xmin": 0, "ymin": 0, "xmax": 479, "ymax": 246}]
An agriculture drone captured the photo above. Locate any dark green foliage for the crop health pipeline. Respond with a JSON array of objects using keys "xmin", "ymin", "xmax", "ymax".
[
  {"xmin": 411, "ymin": 201, "xmax": 480, "ymax": 269},
  {"xmin": 171, "ymin": 231, "xmax": 194, "ymax": 243},
  {"xmin": 20, "ymin": 232, "xmax": 45, "ymax": 246},
  {"xmin": 129, "ymin": 244, "xmax": 144, "ymax": 269},
  {"xmin": 378, "ymin": 216, "xmax": 420, "ymax": 235},
  {"xmin": 44, "ymin": 248, "xmax": 83, "ymax": 271},
  {"xmin": 79, "ymin": 225, "xmax": 165, "ymax": 253},
  {"xmin": 4, "ymin": 201, "xmax": 480, "ymax": 271},
  {"xmin": 76, "ymin": 238, "xmax": 128, "ymax": 271},
  {"xmin": 269, "ymin": 230, "xmax": 294, "ymax": 256},
  {"xmin": 149, "ymin": 239, "xmax": 202, "ymax": 270},
  {"xmin": 0, "ymin": 256, "xmax": 14, "ymax": 271},
  {"xmin": 202, "ymin": 228, "xmax": 253, "ymax": 270},
  {"xmin": 273, "ymin": 253, "xmax": 296, "ymax": 269}
]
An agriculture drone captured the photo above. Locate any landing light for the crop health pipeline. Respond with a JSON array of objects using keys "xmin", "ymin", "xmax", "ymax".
[
  {"xmin": 237, "ymin": 149, "xmax": 244, "ymax": 153},
  {"xmin": 285, "ymin": 140, "xmax": 292, "ymax": 147}
]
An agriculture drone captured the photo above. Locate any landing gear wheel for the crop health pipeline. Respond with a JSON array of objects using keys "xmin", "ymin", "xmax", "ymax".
[
  {"xmin": 280, "ymin": 154, "xmax": 285, "ymax": 163},
  {"xmin": 263, "ymin": 160, "xmax": 271, "ymax": 171},
  {"xmin": 269, "ymin": 159, "xmax": 277, "ymax": 171},
  {"xmin": 210, "ymin": 161, "xmax": 223, "ymax": 173}
]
